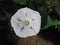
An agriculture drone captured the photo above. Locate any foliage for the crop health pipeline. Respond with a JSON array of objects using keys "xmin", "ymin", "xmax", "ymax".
[
  {"xmin": 13, "ymin": 0, "xmax": 27, "ymax": 5},
  {"xmin": 13, "ymin": 0, "xmax": 60, "ymax": 30}
]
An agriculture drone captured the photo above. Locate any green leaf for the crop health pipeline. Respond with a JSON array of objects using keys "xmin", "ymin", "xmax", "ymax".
[
  {"xmin": 45, "ymin": 0, "xmax": 52, "ymax": 5},
  {"xmin": 41, "ymin": 15, "xmax": 59, "ymax": 30},
  {"xmin": 41, "ymin": 15, "xmax": 52, "ymax": 30},
  {"xmin": 13, "ymin": 0, "xmax": 27, "ymax": 5},
  {"xmin": 37, "ymin": 6, "xmax": 48, "ymax": 29},
  {"xmin": 52, "ymin": 0, "xmax": 60, "ymax": 16},
  {"xmin": 55, "ymin": 5, "xmax": 60, "ymax": 16},
  {"xmin": 57, "ymin": 21, "xmax": 60, "ymax": 25},
  {"xmin": 45, "ymin": 0, "xmax": 60, "ymax": 16}
]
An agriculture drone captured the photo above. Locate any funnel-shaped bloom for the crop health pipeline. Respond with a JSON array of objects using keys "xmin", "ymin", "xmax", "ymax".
[{"xmin": 11, "ymin": 7, "xmax": 41, "ymax": 38}]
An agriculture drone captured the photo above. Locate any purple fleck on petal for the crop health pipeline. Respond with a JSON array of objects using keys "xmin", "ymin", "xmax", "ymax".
[
  {"xmin": 17, "ymin": 19, "xmax": 21, "ymax": 22},
  {"xmin": 21, "ymin": 27, "xmax": 24, "ymax": 31},
  {"xmin": 30, "ymin": 26, "xmax": 33, "ymax": 30},
  {"xmin": 32, "ymin": 19, "xmax": 35, "ymax": 21},
  {"xmin": 25, "ymin": 13, "xmax": 27, "ymax": 17}
]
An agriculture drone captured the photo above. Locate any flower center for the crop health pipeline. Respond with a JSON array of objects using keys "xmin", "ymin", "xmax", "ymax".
[{"xmin": 24, "ymin": 20, "xmax": 29, "ymax": 26}]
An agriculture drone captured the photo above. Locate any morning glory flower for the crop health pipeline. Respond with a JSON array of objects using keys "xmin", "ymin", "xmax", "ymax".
[{"xmin": 11, "ymin": 7, "xmax": 41, "ymax": 38}]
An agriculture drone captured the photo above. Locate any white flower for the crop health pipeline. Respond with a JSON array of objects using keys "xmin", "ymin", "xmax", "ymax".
[{"xmin": 11, "ymin": 7, "xmax": 41, "ymax": 38}]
